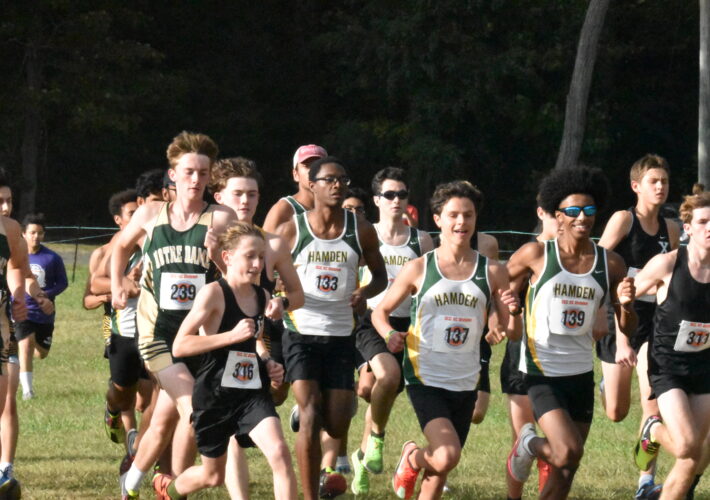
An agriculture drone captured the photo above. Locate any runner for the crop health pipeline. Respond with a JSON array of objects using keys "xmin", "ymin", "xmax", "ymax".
[
  {"xmin": 631, "ymin": 191, "xmax": 710, "ymax": 500},
  {"xmin": 262, "ymin": 144, "xmax": 327, "ymax": 234},
  {"xmin": 112, "ymin": 131, "xmax": 236, "ymax": 498},
  {"xmin": 209, "ymin": 156, "xmax": 304, "ymax": 500},
  {"xmin": 15, "ymin": 213, "xmax": 67, "ymax": 400},
  {"xmin": 351, "ymin": 167, "xmax": 434, "ymax": 495},
  {"xmin": 506, "ymin": 166, "xmax": 637, "ymax": 499},
  {"xmin": 154, "ymin": 222, "xmax": 297, "ymax": 500},
  {"xmin": 342, "ymin": 187, "xmax": 369, "ymax": 217},
  {"xmin": 596, "ymin": 154, "xmax": 679, "ymax": 498},
  {"xmin": 372, "ymin": 180, "xmax": 521, "ymax": 500},
  {"xmin": 135, "ymin": 169, "xmax": 166, "ymax": 205},
  {"xmin": 279, "ymin": 156, "xmax": 387, "ymax": 500}
]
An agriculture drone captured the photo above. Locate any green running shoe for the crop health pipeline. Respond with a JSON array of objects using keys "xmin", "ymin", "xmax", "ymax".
[
  {"xmin": 351, "ymin": 450, "xmax": 370, "ymax": 495},
  {"xmin": 363, "ymin": 433, "xmax": 385, "ymax": 474},
  {"xmin": 634, "ymin": 415, "xmax": 662, "ymax": 471},
  {"xmin": 104, "ymin": 405, "xmax": 125, "ymax": 444}
]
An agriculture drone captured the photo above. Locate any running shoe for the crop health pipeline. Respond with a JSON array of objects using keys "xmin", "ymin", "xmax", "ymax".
[
  {"xmin": 646, "ymin": 483, "xmax": 662, "ymax": 500},
  {"xmin": 126, "ymin": 428, "xmax": 138, "ymax": 458},
  {"xmin": 363, "ymin": 433, "xmax": 385, "ymax": 474},
  {"xmin": 634, "ymin": 480, "xmax": 656, "ymax": 499},
  {"xmin": 0, "ymin": 464, "xmax": 13, "ymax": 481},
  {"xmin": 350, "ymin": 450, "xmax": 370, "ymax": 495},
  {"xmin": 335, "ymin": 454, "xmax": 351, "ymax": 474},
  {"xmin": 319, "ymin": 467, "xmax": 347, "ymax": 498},
  {"xmin": 537, "ymin": 457, "xmax": 551, "ymax": 493},
  {"xmin": 507, "ymin": 423, "xmax": 536, "ymax": 483},
  {"xmin": 392, "ymin": 441, "xmax": 420, "ymax": 499},
  {"xmin": 0, "ymin": 468, "xmax": 13, "ymax": 494},
  {"xmin": 634, "ymin": 415, "xmax": 662, "ymax": 470},
  {"xmin": 599, "ymin": 377, "xmax": 606, "ymax": 410},
  {"xmin": 152, "ymin": 472, "xmax": 173, "ymax": 500},
  {"xmin": 22, "ymin": 390, "xmax": 35, "ymax": 401},
  {"xmin": 120, "ymin": 471, "xmax": 140, "ymax": 499},
  {"xmin": 289, "ymin": 405, "xmax": 300, "ymax": 432},
  {"xmin": 104, "ymin": 405, "xmax": 125, "ymax": 444},
  {"xmin": 119, "ymin": 453, "xmax": 134, "ymax": 476}
]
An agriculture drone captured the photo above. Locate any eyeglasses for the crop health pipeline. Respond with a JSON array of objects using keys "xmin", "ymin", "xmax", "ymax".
[
  {"xmin": 314, "ymin": 176, "xmax": 351, "ymax": 186},
  {"xmin": 557, "ymin": 205, "xmax": 597, "ymax": 218},
  {"xmin": 379, "ymin": 190, "xmax": 409, "ymax": 200}
]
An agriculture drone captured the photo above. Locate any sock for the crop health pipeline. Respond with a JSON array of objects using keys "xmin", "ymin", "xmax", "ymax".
[
  {"xmin": 125, "ymin": 464, "xmax": 146, "ymax": 491},
  {"xmin": 357, "ymin": 449, "xmax": 364, "ymax": 461},
  {"xmin": 370, "ymin": 430, "xmax": 385, "ymax": 439},
  {"xmin": 336, "ymin": 455, "xmax": 349, "ymax": 469},
  {"xmin": 19, "ymin": 372, "xmax": 32, "ymax": 393},
  {"xmin": 0, "ymin": 462, "xmax": 10, "ymax": 473},
  {"xmin": 167, "ymin": 480, "xmax": 186, "ymax": 500},
  {"xmin": 639, "ymin": 473, "xmax": 654, "ymax": 487}
]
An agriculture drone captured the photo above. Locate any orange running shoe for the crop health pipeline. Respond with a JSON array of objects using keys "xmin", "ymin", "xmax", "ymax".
[
  {"xmin": 537, "ymin": 458, "xmax": 551, "ymax": 493},
  {"xmin": 392, "ymin": 441, "xmax": 420, "ymax": 499}
]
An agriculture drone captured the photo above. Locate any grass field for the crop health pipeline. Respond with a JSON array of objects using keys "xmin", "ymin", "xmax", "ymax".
[{"xmin": 11, "ymin": 244, "xmax": 708, "ymax": 499}]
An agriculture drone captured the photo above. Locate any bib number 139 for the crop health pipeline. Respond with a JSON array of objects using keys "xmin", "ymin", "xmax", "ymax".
[{"xmin": 561, "ymin": 309, "xmax": 585, "ymax": 329}]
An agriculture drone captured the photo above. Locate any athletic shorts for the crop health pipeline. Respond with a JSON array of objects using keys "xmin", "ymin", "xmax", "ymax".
[
  {"xmin": 137, "ymin": 338, "xmax": 200, "ymax": 377},
  {"xmin": 283, "ymin": 330, "xmax": 355, "ymax": 390},
  {"xmin": 192, "ymin": 392, "xmax": 278, "ymax": 458},
  {"xmin": 501, "ymin": 340, "xmax": 526, "ymax": 395},
  {"xmin": 596, "ymin": 300, "xmax": 655, "ymax": 363},
  {"xmin": 107, "ymin": 334, "xmax": 150, "ymax": 387},
  {"xmin": 15, "ymin": 320, "xmax": 54, "ymax": 351},
  {"xmin": 526, "ymin": 371, "xmax": 594, "ymax": 424},
  {"xmin": 477, "ymin": 338, "xmax": 491, "ymax": 393},
  {"xmin": 649, "ymin": 371, "xmax": 710, "ymax": 399},
  {"xmin": 355, "ymin": 313, "xmax": 406, "ymax": 388},
  {"xmin": 407, "ymin": 384, "xmax": 477, "ymax": 447}
]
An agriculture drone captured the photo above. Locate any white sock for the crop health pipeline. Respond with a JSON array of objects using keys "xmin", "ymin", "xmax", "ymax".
[
  {"xmin": 336, "ymin": 455, "xmax": 349, "ymax": 468},
  {"xmin": 0, "ymin": 462, "xmax": 10, "ymax": 472},
  {"xmin": 639, "ymin": 473, "xmax": 654, "ymax": 487},
  {"xmin": 125, "ymin": 464, "xmax": 146, "ymax": 491},
  {"xmin": 19, "ymin": 372, "xmax": 32, "ymax": 393}
]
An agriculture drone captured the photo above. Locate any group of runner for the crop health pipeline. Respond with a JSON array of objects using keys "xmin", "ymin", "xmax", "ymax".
[{"xmin": 76, "ymin": 131, "xmax": 709, "ymax": 500}]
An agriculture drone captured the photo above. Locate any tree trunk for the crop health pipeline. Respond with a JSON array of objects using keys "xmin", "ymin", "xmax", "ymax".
[
  {"xmin": 555, "ymin": 0, "xmax": 611, "ymax": 170},
  {"xmin": 20, "ymin": 22, "xmax": 43, "ymax": 219},
  {"xmin": 700, "ymin": 0, "xmax": 710, "ymax": 186}
]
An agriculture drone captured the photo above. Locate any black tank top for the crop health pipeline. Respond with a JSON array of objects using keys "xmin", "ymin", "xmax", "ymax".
[
  {"xmin": 651, "ymin": 247, "xmax": 710, "ymax": 375},
  {"xmin": 615, "ymin": 208, "xmax": 670, "ymax": 269},
  {"xmin": 192, "ymin": 279, "xmax": 268, "ymax": 409}
]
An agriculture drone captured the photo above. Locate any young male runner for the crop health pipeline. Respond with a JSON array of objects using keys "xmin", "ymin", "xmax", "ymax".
[
  {"xmin": 15, "ymin": 213, "xmax": 67, "ymax": 400},
  {"xmin": 631, "ymin": 191, "xmax": 710, "ymax": 500},
  {"xmin": 279, "ymin": 156, "xmax": 387, "ymax": 500},
  {"xmin": 351, "ymin": 167, "xmax": 434, "ymax": 495},
  {"xmin": 262, "ymin": 144, "xmax": 327, "ymax": 234},
  {"xmin": 209, "ymin": 156, "xmax": 304, "ymax": 500},
  {"xmin": 506, "ymin": 166, "xmax": 637, "ymax": 499},
  {"xmin": 372, "ymin": 180, "xmax": 521, "ymax": 500},
  {"xmin": 596, "ymin": 154, "xmax": 680, "ymax": 498},
  {"xmin": 155, "ymin": 222, "xmax": 297, "ymax": 500},
  {"xmin": 112, "ymin": 132, "xmax": 236, "ymax": 498}
]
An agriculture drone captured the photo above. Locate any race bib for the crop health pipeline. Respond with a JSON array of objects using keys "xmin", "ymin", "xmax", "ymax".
[
  {"xmin": 432, "ymin": 315, "xmax": 478, "ymax": 353},
  {"xmin": 548, "ymin": 296, "xmax": 593, "ymax": 336},
  {"xmin": 673, "ymin": 320, "xmax": 710, "ymax": 353},
  {"xmin": 221, "ymin": 351, "xmax": 262, "ymax": 390},
  {"xmin": 627, "ymin": 267, "xmax": 654, "ymax": 303},
  {"xmin": 159, "ymin": 272, "xmax": 205, "ymax": 310},
  {"xmin": 306, "ymin": 264, "xmax": 348, "ymax": 301}
]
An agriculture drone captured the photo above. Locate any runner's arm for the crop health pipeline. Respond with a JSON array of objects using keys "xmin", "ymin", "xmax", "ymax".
[
  {"xmin": 607, "ymin": 250, "xmax": 638, "ymax": 337},
  {"xmin": 598, "ymin": 210, "xmax": 632, "ymax": 251}
]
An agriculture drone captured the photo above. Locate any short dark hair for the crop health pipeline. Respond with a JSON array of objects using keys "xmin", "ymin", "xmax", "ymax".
[
  {"xmin": 135, "ymin": 169, "xmax": 165, "ymax": 199},
  {"xmin": 308, "ymin": 156, "xmax": 346, "ymax": 182},
  {"xmin": 22, "ymin": 213, "xmax": 46, "ymax": 231},
  {"xmin": 430, "ymin": 181, "xmax": 484, "ymax": 215},
  {"xmin": 371, "ymin": 167, "xmax": 407, "ymax": 195},
  {"xmin": 537, "ymin": 166, "xmax": 610, "ymax": 214},
  {"xmin": 344, "ymin": 187, "xmax": 369, "ymax": 204},
  {"xmin": 0, "ymin": 168, "xmax": 10, "ymax": 189},
  {"xmin": 108, "ymin": 189, "xmax": 138, "ymax": 217}
]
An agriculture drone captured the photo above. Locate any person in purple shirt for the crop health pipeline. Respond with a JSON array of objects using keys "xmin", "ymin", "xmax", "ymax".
[{"xmin": 16, "ymin": 213, "xmax": 67, "ymax": 400}]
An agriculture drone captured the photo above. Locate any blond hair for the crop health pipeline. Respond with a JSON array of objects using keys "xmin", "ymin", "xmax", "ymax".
[
  {"xmin": 629, "ymin": 154, "xmax": 670, "ymax": 183},
  {"xmin": 679, "ymin": 192, "xmax": 710, "ymax": 224},
  {"xmin": 166, "ymin": 131, "xmax": 219, "ymax": 169},
  {"xmin": 219, "ymin": 221, "xmax": 264, "ymax": 252}
]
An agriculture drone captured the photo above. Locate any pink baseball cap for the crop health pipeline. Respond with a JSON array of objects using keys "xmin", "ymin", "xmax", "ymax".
[{"xmin": 293, "ymin": 144, "xmax": 327, "ymax": 168}]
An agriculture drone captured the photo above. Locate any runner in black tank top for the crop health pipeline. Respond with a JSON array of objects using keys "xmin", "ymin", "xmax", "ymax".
[{"xmin": 630, "ymin": 192, "xmax": 710, "ymax": 500}]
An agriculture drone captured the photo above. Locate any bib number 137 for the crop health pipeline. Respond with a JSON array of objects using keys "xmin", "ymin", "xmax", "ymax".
[{"xmin": 445, "ymin": 326, "xmax": 469, "ymax": 347}]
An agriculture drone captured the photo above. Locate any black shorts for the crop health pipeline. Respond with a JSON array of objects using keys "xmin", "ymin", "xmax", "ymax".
[
  {"xmin": 15, "ymin": 320, "xmax": 54, "ymax": 351},
  {"xmin": 192, "ymin": 392, "xmax": 278, "ymax": 458},
  {"xmin": 526, "ymin": 371, "xmax": 594, "ymax": 424},
  {"xmin": 407, "ymin": 384, "xmax": 477, "ymax": 447},
  {"xmin": 501, "ymin": 340, "xmax": 526, "ymax": 395},
  {"xmin": 107, "ymin": 334, "xmax": 149, "ymax": 387},
  {"xmin": 596, "ymin": 301, "xmax": 655, "ymax": 363},
  {"xmin": 355, "ymin": 313, "xmax": 409, "ymax": 364},
  {"xmin": 283, "ymin": 330, "xmax": 355, "ymax": 390},
  {"xmin": 649, "ymin": 371, "xmax": 710, "ymax": 399},
  {"xmin": 477, "ymin": 339, "xmax": 491, "ymax": 393}
]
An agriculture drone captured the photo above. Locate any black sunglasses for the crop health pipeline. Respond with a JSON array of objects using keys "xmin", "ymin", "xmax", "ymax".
[{"xmin": 379, "ymin": 190, "xmax": 409, "ymax": 200}]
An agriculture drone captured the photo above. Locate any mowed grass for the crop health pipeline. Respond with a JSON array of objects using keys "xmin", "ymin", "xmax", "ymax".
[{"xmin": 12, "ymin": 244, "xmax": 707, "ymax": 498}]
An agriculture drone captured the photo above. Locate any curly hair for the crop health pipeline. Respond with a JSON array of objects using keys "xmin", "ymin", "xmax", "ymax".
[
  {"xmin": 108, "ymin": 189, "xmax": 138, "ymax": 217},
  {"xmin": 430, "ymin": 180, "xmax": 483, "ymax": 216},
  {"xmin": 537, "ymin": 166, "xmax": 610, "ymax": 215}
]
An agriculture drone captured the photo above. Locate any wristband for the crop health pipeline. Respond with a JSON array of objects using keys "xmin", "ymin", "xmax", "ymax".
[
  {"xmin": 509, "ymin": 307, "xmax": 522, "ymax": 317},
  {"xmin": 280, "ymin": 296, "xmax": 290, "ymax": 311},
  {"xmin": 385, "ymin": 330, "xmax": 397, "ymax": 342}
]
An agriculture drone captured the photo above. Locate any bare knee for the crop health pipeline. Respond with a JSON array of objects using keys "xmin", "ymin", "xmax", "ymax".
[
  {"xmin": 604, "ymin": 401, "xmax": 629, "ymax": 423},
  {"xmin": 428, "ymin": 446, "xmax": 460, "ymax": 474},
  {"xmin": 356, "ymin": 379, "xmax": 373, "ymax": 402},
  {"xmin": 268, "ymin": 441, "xmax": 293, "ymax": 471},
  {"xmin": 675, "ymin": 440, "xmax": 702, "ymax": 461},
  {"xmin": 203, "ymin": 468, "xmax": 225, "ymax": 488},
  {"xmin": 550, "ymin": 444, "xmax": 584, "ymax": 470}
]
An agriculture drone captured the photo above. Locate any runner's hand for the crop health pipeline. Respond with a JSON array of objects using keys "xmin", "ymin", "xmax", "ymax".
[
  {"xmin": 265, "ymin": 297, "xmax": 284, "ymax": 320},
  {"xmin": 350, "ymin": 288, "xmax": 367, "ymax": 314},
  {"xmin": 387, "ymin": 331, "xmax": 407, "ymax": 353},
  {"xmin": 266, "ymin": 359, "xmax": 284, "ymax": 387},
  {"xmin": 111, "ymin": 285, "xmax": 127, "ymax": 310},
  {"xmin": 11, "ymin": 295, "xmax": 27, "ymax": 322},
  {"xmin": 485, "ymin": 325, "xmax": 506, "ymax": 345},
  {"xmin": 499, "ymin": 288, "xmax": 521, "ymax": 316},
  {"xmin": 617, "ymin": 277, "xmax": 635, "ymax": 306},
  {"xmin": 35, "ymin": 295, "xmax": 55, "ymax": 315},
  {"xmin": 229, "ymin": 318, "xmax": 255, "ymax": 343},
  {"xmin": 615, "ymin": 341, "xmax": 637, "ymax": 367}
]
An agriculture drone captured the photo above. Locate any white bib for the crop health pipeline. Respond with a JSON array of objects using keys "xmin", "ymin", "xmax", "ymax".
[
  {"xmin": 548, "ymin": 296, "xmax": 593, "ymax": 336},
  {"xmin": 673, "ymin": 320, "xmax": 710, "ymax": 353},
  {"xmin": 432, "ymin": 315, "xmax": 479, "ymax": 353},
  {"xmin": 220, "ymin": 351, "xmax": 262, "ymax": 390},
  {"xmin": 159, "ymin": 272, "xmax": 205, "ymax": 310},
  {"xmin": 305, "ymin": 264, "xmax": 349, "ymax": 301}
]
